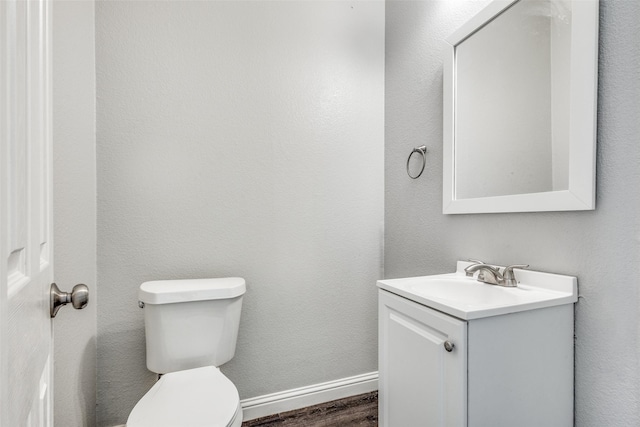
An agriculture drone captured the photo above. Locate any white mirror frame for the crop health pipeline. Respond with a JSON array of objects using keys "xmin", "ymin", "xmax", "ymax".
[{"xmin": 443, "ymin": 0, "xmax": 599, "ymax": 214}]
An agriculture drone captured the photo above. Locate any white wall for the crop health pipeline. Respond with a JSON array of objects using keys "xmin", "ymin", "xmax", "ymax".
[
  {"xmin": 95, "ymin": 1, "xmax": 384, "ymax": 425},
  {"xmin": 385, "ymin": 0, "xmax": 640, "ymax": 425},
  {"xmin": 52, "ymin": 0, "xmax": 97, "ymax": 426}
]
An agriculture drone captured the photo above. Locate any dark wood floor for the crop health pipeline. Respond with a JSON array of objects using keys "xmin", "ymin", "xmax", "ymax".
[{"xmin": 242, "ymin": 392, "xmax": 378, "ymax": 426}]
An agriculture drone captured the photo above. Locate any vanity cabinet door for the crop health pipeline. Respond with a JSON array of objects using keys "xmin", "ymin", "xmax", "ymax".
[{"xmin": 379, "ymin": 290, "xmax": 467, "ymax": 427}]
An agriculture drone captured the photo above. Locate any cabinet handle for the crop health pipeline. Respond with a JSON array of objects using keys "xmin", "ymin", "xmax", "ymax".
[{"xmin": 444, "ymin": 340, "xmax": 455, "ymax": 352}]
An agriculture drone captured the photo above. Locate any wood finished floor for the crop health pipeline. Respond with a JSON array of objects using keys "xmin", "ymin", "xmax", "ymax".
[{"xmin": 242, "ymin": 392, "xmax": 378, "ymax": 426}]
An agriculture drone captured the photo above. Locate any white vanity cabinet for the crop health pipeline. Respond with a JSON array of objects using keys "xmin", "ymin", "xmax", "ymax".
[{"xmin": 378, "ymin": 287, "xmax": 575, "ymax": 427}]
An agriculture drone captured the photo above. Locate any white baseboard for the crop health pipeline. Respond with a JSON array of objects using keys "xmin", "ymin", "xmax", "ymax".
[{"xmin": 240, "ymin": 371, "xmax": 378, "ymax": 421}]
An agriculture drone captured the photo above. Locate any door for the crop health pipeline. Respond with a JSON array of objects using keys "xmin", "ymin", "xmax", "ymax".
[
  {"xmin": 379, "ymin": 290, "xmax": 467, "ymax": 427},
  {"xmin": 1, "ymin": 0, "xmax": 54, "ymax": 425}
]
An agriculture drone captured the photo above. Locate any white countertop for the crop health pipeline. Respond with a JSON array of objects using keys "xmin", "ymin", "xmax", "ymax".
[{"xmin": 377, "ymin": 261, "xmax": 577, "ymax": 320}]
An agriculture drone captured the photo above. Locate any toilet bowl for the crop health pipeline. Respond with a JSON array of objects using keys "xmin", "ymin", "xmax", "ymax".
[
  {"xmin": 127, "ymin": 278, "xmax": 246, "ymax": 426},
  {"xmin": 127, "ymin": 366, "xmax": 242, "ymax": 427}
]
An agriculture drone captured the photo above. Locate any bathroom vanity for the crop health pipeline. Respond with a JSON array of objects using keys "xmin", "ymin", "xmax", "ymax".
[{"xmin": 377, "ymin": 261, "xmax": 577, "ymax": 427}]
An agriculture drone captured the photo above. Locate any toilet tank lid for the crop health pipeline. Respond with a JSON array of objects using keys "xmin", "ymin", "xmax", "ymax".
[{"xmin": 139, "ymin": 277, "xmax": 246, "ymax": 304}]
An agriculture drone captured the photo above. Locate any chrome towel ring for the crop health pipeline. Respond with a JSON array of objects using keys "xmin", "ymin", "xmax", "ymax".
[{"xmin": 406, "ymin": 145, "xmax": 427, "ymax": 179}]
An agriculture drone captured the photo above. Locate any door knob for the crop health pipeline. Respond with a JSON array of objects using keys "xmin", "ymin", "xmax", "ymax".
[
  {"xmin": 50, "ymin": 283, "xmax": 89, "ymax": 318},
  {"xmin": 444, "ymin": 340, "xmax": 455, "ymax": 352}
]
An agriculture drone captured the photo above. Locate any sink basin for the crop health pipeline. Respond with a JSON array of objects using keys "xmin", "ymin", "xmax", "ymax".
[
  {"xmin": 407, "ymin": 276, "xmax": 528, "ymax": 305},
  {"xmin": 377, "ymin": 261, "xmax": 577, "ymax": 320}
]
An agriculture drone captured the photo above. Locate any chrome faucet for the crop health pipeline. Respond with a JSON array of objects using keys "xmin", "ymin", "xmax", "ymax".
[
  {"xmin": 464, "ymin": 261, "xmax": 501, "ymax": 282},
  {"xmin": 464, "ymin": 260, "xmax": 529, "ymax": 287}
]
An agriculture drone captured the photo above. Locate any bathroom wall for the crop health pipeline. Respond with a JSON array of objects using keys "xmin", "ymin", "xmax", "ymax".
[
  {"xmin": 385, "ymin": 1, "xmax": 639, "ymax": 426},
  {"xmin": 96, "ymin": 1, "xmax": 384, "ymax": 425},
  {"xmin": 52, "ymin": 0, "xmax": 97, "ymax": 425}
]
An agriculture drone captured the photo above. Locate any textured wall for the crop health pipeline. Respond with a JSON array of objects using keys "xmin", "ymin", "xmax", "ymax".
[
  {"xmin": 52, "ymin": 0, "xmax": 97, "ymax": 426},
  {"xmin": 385, "ymin": 0, "xmax": 639, "ymax": 426},
  {"xmin": 96, "ymin": 1, "xmax": 384, "ymax": 425}
]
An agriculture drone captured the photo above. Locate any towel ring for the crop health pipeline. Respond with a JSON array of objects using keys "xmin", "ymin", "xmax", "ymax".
[{"xmin": 406, "ymin": 145, "xmax": 427, "ymax": 179}]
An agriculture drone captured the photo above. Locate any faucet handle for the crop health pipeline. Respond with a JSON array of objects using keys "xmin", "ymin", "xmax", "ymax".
[
  {"xmin": 502, "ymin": 264, "xmax": 529, "ymax": 286},
  {"xmin": 465, "ymin": 259, "xmax": 485, "ymax": 276}
]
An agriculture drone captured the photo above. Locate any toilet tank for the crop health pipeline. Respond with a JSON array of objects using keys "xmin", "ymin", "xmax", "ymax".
[{"xmin": 138, "ymin": 277, "xmax": 245, "ymax": 374}]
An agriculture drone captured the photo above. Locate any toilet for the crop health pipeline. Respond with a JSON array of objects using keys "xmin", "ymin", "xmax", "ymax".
[{"xmin": 127, "ymin": 277, "xmax": 246, "ymax": 427}]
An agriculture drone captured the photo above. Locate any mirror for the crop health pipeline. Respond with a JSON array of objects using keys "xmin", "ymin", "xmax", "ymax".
[{"xmin": 442, "ymin": 0, "xmax": 598, "ymax": 214}]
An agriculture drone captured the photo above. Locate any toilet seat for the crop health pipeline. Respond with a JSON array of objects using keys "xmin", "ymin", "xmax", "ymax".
[{"xmin": 127, "ymin": 366, "xmax": 242, "ymax": 427}]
